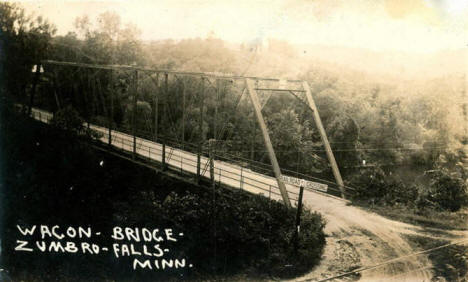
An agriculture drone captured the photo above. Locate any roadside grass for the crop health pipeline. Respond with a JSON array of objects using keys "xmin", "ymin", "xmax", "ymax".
[
  {"xmin": 352, "ymin": 201, "xmax": 468, "ymax": 231},
  {"xmin": 403, "ymin": 234, "xmax": 468, "ymax": 281}
]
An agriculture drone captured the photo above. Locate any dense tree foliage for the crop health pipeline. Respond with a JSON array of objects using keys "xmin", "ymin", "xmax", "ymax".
[
  {"xmin": 0, "ymin": 3, "xmax": 56, "ymax": 103},
  {"xmin": 2, "ymin": 4, "xmax": 467, "ymax": 211}
]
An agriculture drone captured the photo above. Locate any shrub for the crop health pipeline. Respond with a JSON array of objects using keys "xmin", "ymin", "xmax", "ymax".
[
  {"xmin": 349, "ymin": 166, "xmax": 468, "ymax": 212},
  {"xmin": 348, "ymin": 166, "xmax": 418, "ymax": 206},
  {"xmin": 117, "ymin": 189, "xmax": 326, "ymax": 279},
  {"xmin": 426, "ymin": 169, "xmax": 468, "ymax": 212},
  {"xmin": 49, "ymin": 106, "xmax": 102, "ymax": 140},
  {"xmin": 49, "ymin": 105, "xmax": 84, "ymax": 134}
]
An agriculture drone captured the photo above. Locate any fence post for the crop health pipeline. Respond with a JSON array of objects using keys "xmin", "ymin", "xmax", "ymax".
[
  {"xmin": 162, "ymin": 140, "xmax": 166, "ymax": 171},
  {"xmin": 240, "ymin": 167, "xmax": 243, "ymax": 190}
]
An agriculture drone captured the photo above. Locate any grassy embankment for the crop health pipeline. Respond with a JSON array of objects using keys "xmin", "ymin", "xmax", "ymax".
[{"xmin": 0, "ymin": 106, "xmax": 326, "ymax": 281}]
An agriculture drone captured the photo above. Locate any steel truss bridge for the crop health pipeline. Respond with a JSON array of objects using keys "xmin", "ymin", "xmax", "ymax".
[{"xmin": 25, "ymin": 60, "xmax": 356, "ymax": 207}]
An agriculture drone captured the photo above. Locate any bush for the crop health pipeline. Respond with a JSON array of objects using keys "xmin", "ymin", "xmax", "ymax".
[
  {"xmin": 426, "ymin": 169, "xmax": 468, "ymax": 212},
  {"xmin": 348, "ymin": 166, "xmax": 418, "ymax": 206},
  {"xmin": 349, "ymin": 166, "xmax": 468, "ymax": 212},
  {"xmin": 117, "ymin": 189, "xmax": 326, "ymax": 279},
  {"xmin": 49, "ymin": 106, "xmax": 103, "ymax": 140},
  {"xmin": 49, "ymin": 105, "xmax": 84, "ymax": 134}
]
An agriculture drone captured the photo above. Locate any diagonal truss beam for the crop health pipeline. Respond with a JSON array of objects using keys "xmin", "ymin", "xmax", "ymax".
[
  {"xmin": 302, "ymin": 81, "xmax": 346, "ymax": 198},
  {"xmin": 245, "ymin": 78, "xmax": 292, "ymax": 208}
]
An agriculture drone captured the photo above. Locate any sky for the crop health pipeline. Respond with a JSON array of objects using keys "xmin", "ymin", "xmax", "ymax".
[{"xmin": 18, "ymin": 0, "xmax": 468, "ymax": 54}]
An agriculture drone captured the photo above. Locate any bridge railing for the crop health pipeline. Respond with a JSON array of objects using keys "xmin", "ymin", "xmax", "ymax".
[
  {"xmin": 105, "ymin": 132, "xmax": 298, "ymax": 203},
  {"xmin": 29, "ymin": 106, "xmax": 337, "ymax": 205}
]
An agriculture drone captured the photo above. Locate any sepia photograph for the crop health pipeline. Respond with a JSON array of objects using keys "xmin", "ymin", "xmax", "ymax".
[{"xmin": 0, "ymin": 0, "xmax": 467, "ymax": 281}]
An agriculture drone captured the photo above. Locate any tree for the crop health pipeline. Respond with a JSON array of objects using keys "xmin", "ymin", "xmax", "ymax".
[
  {"xmin": 70, "ymin": 11, "xmax": 142, "ymax": 65},
  {"xmin": 0, "ymin": 3, "xmax": 56, "ymax": 101}
]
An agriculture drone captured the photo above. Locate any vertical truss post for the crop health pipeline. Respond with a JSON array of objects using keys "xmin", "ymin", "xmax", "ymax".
[
  {"xmin": 108, "ymin": 69, "xmax": 113, "ymax": 145},
  {"xmin": 197, "ymin": 77, "xmax": 205, "ymax": 183},
  {"xmin": 302, "ymin": 81, "xmax": 346, "ymax": 198},
  {"xmin": 214, "ymin": 79, "xmax": 219, "ymax": 140},
  {"xmin": 86, "ymin": 69, "xmax": 92, "ymax": 124},
  {"xmin": 132, "ymin": 70, "xmax": 138, "ymax": 159},
  {"xmin": 162, "ymin": 72, "xmax": 168, "ymax": 171},
  {"xmin": 154, "ymin": 73, "xmax": 159, "ymax": 142},
  {"xmin": 245, "ymin": 78, "xmax": 291, "ymax": 208},
  {"xmin": 209, "ymin": 139, "xmax": 215, "ymax": 188},
  {"xmin": 52, "ymin": 69, "xmax": 61, "ymax": 111},
  {"xmin": 182, "ymin": 78, "xmax": 186, "ymax": 149},
  {"xmin": 250, "ymin": 121, "xmax": 256, "ymax": 160},
  {"xmin": 28, "ymin": 64, "xmax": 41, "ymax": 116}
]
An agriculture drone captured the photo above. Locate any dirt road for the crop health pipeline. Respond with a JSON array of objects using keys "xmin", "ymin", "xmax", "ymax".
[{"xmin": 296, "ymin": 191, "xmax": 468, "ymax": 281}]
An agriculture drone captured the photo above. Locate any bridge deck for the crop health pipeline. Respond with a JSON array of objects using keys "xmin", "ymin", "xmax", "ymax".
[{"xmin": 30, "ymin": 107, "xmax": 345, "ymax": 206}]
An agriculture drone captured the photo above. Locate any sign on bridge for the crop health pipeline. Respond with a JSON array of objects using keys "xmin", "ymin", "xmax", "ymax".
[{"xmin": 281, "ymin": 175, "xmax": 328, "ymax": 193}]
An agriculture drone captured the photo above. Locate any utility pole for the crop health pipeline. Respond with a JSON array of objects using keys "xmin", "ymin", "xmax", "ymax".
[{"xmin": 293, "ymin": 186, "xmax": 304, "ymax": 253}]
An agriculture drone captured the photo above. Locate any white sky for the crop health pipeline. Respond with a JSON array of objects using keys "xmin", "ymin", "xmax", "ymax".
[{"xmin": 19, "ymin": 0, "xmax": 468, "ymax": 53}]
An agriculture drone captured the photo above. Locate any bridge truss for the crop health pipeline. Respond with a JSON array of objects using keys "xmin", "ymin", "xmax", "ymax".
[{"xmin": 28, "ymin": 60, "xmax": 348, "ymax": 206}]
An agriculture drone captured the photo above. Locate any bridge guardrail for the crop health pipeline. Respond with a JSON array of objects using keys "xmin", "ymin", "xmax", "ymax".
[
  {"xmin": 28, "ymin": 107, "xmax": 318, "ymax": 204},
  {"xmin": 107, "ymin": 132, "xmax": 297, "ymax": 202}
]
